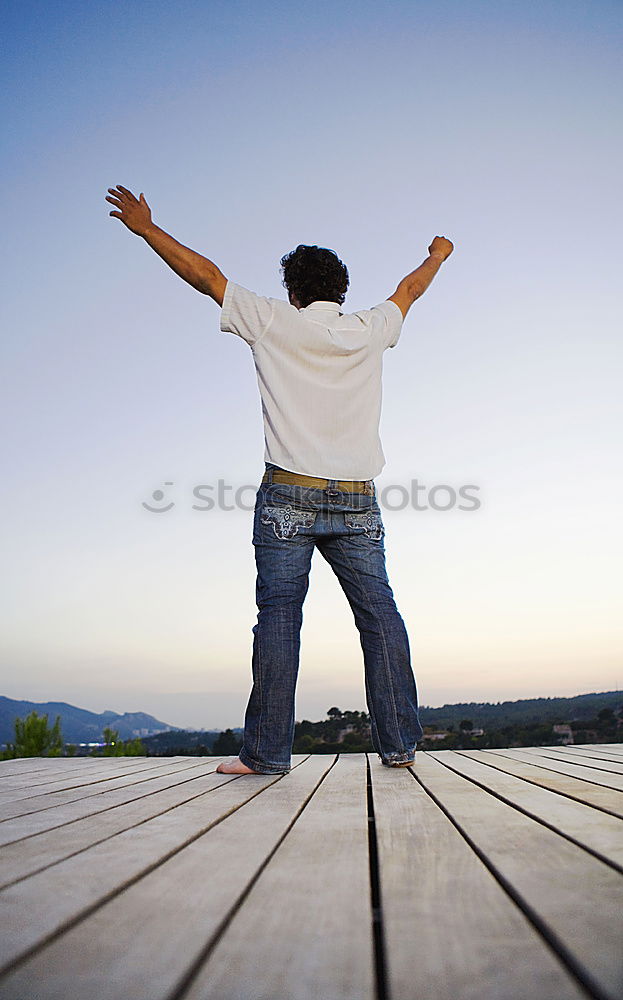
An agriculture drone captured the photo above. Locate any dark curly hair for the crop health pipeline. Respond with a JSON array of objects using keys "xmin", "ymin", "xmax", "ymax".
[{"xmin": 280, "ymin": 245, "xmax": 349, "ymax": 308}]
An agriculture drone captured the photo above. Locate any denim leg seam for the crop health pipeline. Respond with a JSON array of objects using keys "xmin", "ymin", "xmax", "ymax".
[
  {"xmin": 333, "ymin": 535, "xmax": 405, "ymax": 753},
  {"xmin": 254, "ymin": 618, "xmax": 263, "ymax": 759}
]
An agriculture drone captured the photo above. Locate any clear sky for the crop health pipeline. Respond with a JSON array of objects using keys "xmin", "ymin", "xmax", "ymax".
[{"xmin": 1, "ymin": 0, "xmax": 621, "ymax": 729}]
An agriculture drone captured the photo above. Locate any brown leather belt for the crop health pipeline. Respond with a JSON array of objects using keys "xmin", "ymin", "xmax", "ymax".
[{"xmin": 262, "ymin": 468, "xmax": 374, "ymax": 495}]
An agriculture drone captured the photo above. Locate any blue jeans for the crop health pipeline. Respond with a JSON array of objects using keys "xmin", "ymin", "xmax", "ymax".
[{"xmin": 238, "ymin": 463, "xmax": 425, "ymax": 774}]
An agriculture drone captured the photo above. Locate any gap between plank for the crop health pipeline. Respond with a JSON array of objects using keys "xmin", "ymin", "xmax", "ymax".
[
  {"xmin": 512, "ymin": 749, "xmax": 623, "ymax": 776},
  {"xmin": 483, "ymin": 751, "xmax": 623, "ymax": 793},
  {"xmin": 1, "ymin": 772, "xmax": 247, "ymax": 889},
  {"xmin": 166, "ymin": 754, "xmax": 340, "ymax": 1000},
  {"xmin": 0, "ymin": 759, "xmax": 310, "ymax": 979},
  {"xmin": 432, "ymin": 754, "xmax": 623, "ymax": 875},
  {"xmin": 0, "ymin": 759, "xmax": 216, "ymax": 828},
  {"xmin": 455, "ymin": 751, "xmax": 623, "ymax": 821},
  {"xmin": 366, "ymin": 755, "xmax": 390, "ymax": 1000},
  {"xmin": 0, "ymin": 759, "xmax": 202, "ymax": 802},
  {"xmin": 408, "ymin": 765, "xmax": 607, "ymax": 1000}
]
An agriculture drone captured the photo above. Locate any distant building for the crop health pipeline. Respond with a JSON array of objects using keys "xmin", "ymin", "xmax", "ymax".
[
  {"xmin": 337, "ymin": 725, "xmax": 355, "ymax": 742},
  {"xmin": 553, "ymin": 724, "xmax": 574, "ymax": 744},
  {"xmin": 132, "ymin": 727, "xmax": 173, "ymax": 737},
  {"xmin": 422, "ymin": 729, "xmax": 484, "ymax": 742}
]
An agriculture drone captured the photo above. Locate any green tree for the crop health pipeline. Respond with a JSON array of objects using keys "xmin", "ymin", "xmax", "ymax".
[
  {"xmin": 91, "ymin": 726, "xmax": 146, "ymax": 757},
  {"xmin": 459, "ymin": 719, "xmax": 474, "ymax": 732},
  {"xmin": 327, "ymin": 707, "xmax": 342, "ymax": 720},
  {"xmin": 294, "ymin": 734, "xmax": 317, "ymax": 752},
  {"xmin": 213, "ymin": 729, "xmax": 243, "ymax": 755},
  {"xmin": 341, "ymin": 731, "xmax": 373, "ymax": 751},
  {"xmin": 122, "ymin": 737, "xmax": 147, "ymax": 755},
  {"xmin": 101, "ymin": 725, "xmax": 121, "ymax": 756},
  {"xmin": 1, "ymin": 710, "xmax": 63, "ymax": 759},
  {"xmin": 598, "ymin": 708, "xmax": 615, "ymax": 723}
]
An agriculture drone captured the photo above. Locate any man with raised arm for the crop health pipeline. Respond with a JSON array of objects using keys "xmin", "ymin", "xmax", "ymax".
[{"xmin": 106, "ymin": 183, "xmax": 454, "ymax": 775}]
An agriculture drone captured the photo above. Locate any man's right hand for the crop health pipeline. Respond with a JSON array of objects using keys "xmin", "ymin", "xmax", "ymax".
[
  {"xmin": 388, "ymin": 236, "xmax": 455, "ymax": 318},
  {"xmin": 428, "ymin": 236, "xmax": 454, "ymax": 261}
]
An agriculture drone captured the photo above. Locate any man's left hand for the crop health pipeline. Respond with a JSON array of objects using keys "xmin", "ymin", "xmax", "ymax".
[{"xmin": 106, "ymin": 185, "xmax": 153, "ymax": 236}]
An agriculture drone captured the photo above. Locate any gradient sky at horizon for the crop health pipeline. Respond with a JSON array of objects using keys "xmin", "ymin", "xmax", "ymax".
[{"xmin": 1, "ymin": 0, "xmax": 622, "ymax": 730}]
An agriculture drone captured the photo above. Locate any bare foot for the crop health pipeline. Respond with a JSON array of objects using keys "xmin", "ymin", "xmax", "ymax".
[{"xmin": 216, "ymin": 756, "xmax": 262, "ymax": 774}]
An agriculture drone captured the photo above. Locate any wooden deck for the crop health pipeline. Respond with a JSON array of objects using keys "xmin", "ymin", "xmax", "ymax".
[{"xmin": 0, "ymin": 745, "xmax": 622, "ymax": 1000}]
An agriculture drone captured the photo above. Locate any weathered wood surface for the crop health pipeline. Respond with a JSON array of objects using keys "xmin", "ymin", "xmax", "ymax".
[
  {"xmin": 482, "ymin": 746, "xmax": 623, "ymax": 790},
  {"xmin": 459, "ymin": 748, "xmax": 623, "ymax": 817},
  {"xmin": 0, "ymin": 745, "xmax": 621, "ymax": 1000},
  {"xmin": 508, "ymin": 746, "xmax": 623, "ymax": 775}
]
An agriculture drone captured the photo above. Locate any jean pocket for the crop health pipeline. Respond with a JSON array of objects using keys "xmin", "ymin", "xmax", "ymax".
[
  {"xmin": 344, "ymin": 509, "xmax": 385, "ymax": 541},
  {"xmin": 260, "ymin": 505, "xmax": 318, "ymax": 540}
]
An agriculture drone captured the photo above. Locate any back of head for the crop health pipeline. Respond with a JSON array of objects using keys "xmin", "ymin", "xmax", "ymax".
[{"xmin": 280, "ymin": 245, "xmax": 349, "ymax": 308}]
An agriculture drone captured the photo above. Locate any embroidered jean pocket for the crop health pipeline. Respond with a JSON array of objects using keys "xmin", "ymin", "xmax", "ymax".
[
  {"xmin": 260, "ymin": 505, "xmax": 317, "ymax": 540},
  {"xmin": 344, "ymin": 510, "xmax": 385, "ymax": 541}
]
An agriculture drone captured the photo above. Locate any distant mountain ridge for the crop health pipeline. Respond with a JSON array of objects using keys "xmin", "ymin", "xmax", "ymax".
[
  {"xmin": 1, "ymin": 689, "xmax": 621, "ymax": 748},
  {"xmin": 0, "ymin": 696, "xmax": 181, "ymax": 746},
  {"xmin": 417, "ymin": 689, "xmax": 623, "ymax": 730}
]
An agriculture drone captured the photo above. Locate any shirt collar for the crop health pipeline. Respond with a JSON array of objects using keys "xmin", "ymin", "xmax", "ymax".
[{"xmin": 301, "ymin": 301, "xmax": 343, "ymax": 314}]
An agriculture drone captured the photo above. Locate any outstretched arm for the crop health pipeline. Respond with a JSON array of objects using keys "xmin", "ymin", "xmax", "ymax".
[
  {"xmin": 105, "ymin": 185, "xmax": 227, "ymax": 306},
  {"xmin": 388, "ymin": 236, "xmax": 454, "ymax": 319}
]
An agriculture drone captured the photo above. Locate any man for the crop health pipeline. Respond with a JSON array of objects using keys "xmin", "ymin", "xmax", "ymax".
[{"xmin": 106, "ymin": 184, "xmax": 454, "ymax": 774}]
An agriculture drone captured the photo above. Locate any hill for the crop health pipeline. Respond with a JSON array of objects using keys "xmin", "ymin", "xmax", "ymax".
[
  {"xmin": 0, "ymin": 695, "xmax": 179, "ymax": 747},
  {"xmin": 417, "ymin": 689, "xmax": 623, "ymax": 729},
  {"xmin": 2, "ymin": 689, "xmax": 621, "ymax": 753}
]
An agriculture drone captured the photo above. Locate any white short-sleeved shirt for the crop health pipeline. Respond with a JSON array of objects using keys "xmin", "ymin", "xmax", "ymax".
[{"xmin": 219, "ymin": 280, "xmax": 403, "ymax": 480}]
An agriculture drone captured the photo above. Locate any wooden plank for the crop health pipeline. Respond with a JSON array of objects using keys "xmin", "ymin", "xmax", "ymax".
[
  {"xmin": 430, "ymin": 750, "xmax": 623, "ymax": 868},
  {"xmin": 0, "ymin": 756, "xmax": 191, "ymax": 778},
  {"xmin": 0, "ymin": 756, "xmax": 196, "ymax": 797},
  {"xmin": 180, "ymin": 754, "xmax": 374, "ymax": 1000},
  {"xmin": 515, "ymin": 747, "xmax": 623, "ymax": 775},
  {"xmin": 0, "ymin": 759, "xmax": 180, "ymax": 792},
  {"xmin": 369, "ymin": 759, "xmax": 588, "ymax": 1000},
  {"xmin": 0, "ymin": 765, "xmax": 260, "ymax": 886},
  {"xmin": 553, "ymin": 747, "xmax": 623, "ymax": 764},
  {"xmin": 0, "ymin": 754, "xmax": 336, "ymax": 1000},
  {"xmin": 0, "ymin": 761, "xmax": 106, "ymax": 783},
  {"xmin": 483, "ymin": 748, "xmax": 623, "ymax": 791},
  {"xmin": 0, "ymin": 757, "xmax": 224, "ymax": 846},
  {"xmin": 0, "ymin": 755, "xmax": 187, "ymax": 771},
  {"xmin": 0, "ymin": 765, "xmax": 288, "ymax": 971},
  {"xmin": 0, "ymin": 758, "xmax": 224, "ymax": 826},
  {"xmin": 0, "ymin": 764, "xmax": 91, "ymax": 786},
  {"xmin": 459, "ymin": 750, "xmax": 623, "ymax": 819},
  {"xmin": 0, "ymin": 760, "xmax": 78, "ymax": 775},
  {"xmin": 533, "ymin": 745, "xmax": 623, "ymax": 754},
  {"xmin": 0, "ymin": 757, "xmax": 201, "ymax": 805},
  {"xmin": 413, "ymin": 753, "xmax": 623, "ymax": 1000}
]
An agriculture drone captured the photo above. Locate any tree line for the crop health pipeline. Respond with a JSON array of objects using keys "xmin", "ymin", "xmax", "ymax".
[
  {"xmin": 2, "ymin": 703, "xmax": 621, "ymax": 760},
  {"xmin": 0, "ymin": 711, "xmax": 146, "ymax": 759}
]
